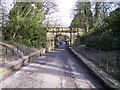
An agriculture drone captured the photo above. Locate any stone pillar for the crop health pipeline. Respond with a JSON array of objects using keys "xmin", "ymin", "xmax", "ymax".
[
  {"xmin": 46, "ymin": 32, "xmax": 50, "ymax": 52},
  {"xmin": 46, "ymin": 31, "xmax": 55, "ymax": 52},
  {"xmin": 46, "ymin": 42, "xmax": 50, "ymax": 52}
]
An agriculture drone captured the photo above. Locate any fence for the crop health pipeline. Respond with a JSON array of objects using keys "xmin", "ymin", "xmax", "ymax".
[
  {"xmin": 73, "ymin": 46, "xmax": 120, "ymax": 81},
  {"xmin": 0, "ymin": 47, "xmax": 46, "ymax": 80},
  {"xmin": 0, "ymin": 42, "xmax": 47, "ymax": 66},
  {"xmin": 0, "ymin": 45, "xmax": 22, "ymax": 65},
  {"xmin": 0, "ymin": 42, "xmax": 34, "ymax": 65}
]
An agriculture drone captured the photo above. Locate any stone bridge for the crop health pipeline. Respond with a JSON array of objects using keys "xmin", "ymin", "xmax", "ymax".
[{"xmin": 45, "ymin": 27, "xmax": 84, "ymax": 52}]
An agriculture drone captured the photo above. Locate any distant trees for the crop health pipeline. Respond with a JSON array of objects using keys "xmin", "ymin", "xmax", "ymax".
[
  {"xmin": 70, "ymin": 2, "xmax": 115, "ymax": 33},
  {"xmin": 42, "ymin": 0, "xmax": 58, "ymax": 27},
  {"xmin": 71, "ymin": 2, "xmax": 93, "ymax": 34},
  {"xmin": 71, "ymin": 1, "xmax": 120, "ymax": 51},
  {"xmin": 85, "ymin": 7, "xmax": 120, "ymax": 50}
]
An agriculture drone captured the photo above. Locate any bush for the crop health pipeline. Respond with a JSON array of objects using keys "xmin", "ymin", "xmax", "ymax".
[
  {"xmin": 85, "ymin": 35, "xmax": 100, "ymax": 49},
  {"xmin": 80, "ymin": 34, "xmax": 88, "ymax": 45},
  {"xmin": 84, "ymin": 8, "xmax": 120, "ymax": 51},
  {"xmin": 85, "ymin": 32, "xmax": 116, "ymax": 51},
  {"xmin": 105, "ymin": 8, "xmax": 120, "ymax": 37},
  {"xmin": 98, "ymin": 32, "xmax": 115, "ymax": 50}
]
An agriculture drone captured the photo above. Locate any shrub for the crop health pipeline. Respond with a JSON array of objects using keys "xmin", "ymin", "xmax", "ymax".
[
  {"xmin": 85, "ymin": 35, "xmax": 100, "ymax": 49},
  {"xmin": 84, "ymin": 8, "xmax": 120, "ymax": 51},
  {"xmin": 85, "ymin": 32, "xmax": 116, "ymax": 51},
  {"xmin": 80, "ymin": 34, "xmax": 88, "ymax": 45},
  {"xmin": 98, "ymin": 32, "xmax": 115, "ymax": 51}
]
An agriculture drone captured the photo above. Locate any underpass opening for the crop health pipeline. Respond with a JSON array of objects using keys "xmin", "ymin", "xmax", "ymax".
[
  {"xmin": 46, "ymin": 27, "xmax": 84, "ymax": 51},
  {"xmin": 54, "ymin": 34, "xmax": 70, "ymax": 48}
]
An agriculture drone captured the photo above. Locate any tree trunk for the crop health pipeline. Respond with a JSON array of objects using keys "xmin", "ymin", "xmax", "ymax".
[{"xmin": 13, "ymin": 32, "xmax": 17, "ymax": 39}]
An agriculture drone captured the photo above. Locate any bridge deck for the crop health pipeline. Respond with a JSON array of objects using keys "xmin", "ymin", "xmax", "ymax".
[{"xmin": 0, "ymin": 43, "xmax": 104, "ymax": 89}]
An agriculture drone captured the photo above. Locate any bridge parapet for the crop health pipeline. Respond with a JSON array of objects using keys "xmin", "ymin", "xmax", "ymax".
[{"xmin": 46, "ymin": 27, "xmax": 84, "ymax": 33}]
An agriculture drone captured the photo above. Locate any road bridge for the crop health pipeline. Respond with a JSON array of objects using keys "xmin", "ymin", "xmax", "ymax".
[{"xmin": 45, "ymin": 27, "xmax": 84, "ymax": 52}]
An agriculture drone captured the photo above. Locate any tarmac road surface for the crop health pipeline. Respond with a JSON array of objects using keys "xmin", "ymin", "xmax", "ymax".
[{"xmin": 0, "ymin": 42, "xmax": 104, "ymax": 89}]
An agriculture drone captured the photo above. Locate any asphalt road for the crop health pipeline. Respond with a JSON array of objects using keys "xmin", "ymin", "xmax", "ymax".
[{"xmin": 0, "ymin": 42, "xmax": 104, "ymax": 89}]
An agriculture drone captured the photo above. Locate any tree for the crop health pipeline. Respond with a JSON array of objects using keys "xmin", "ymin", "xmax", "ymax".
[
  {"xmin": 93, "ymin": 2, "xmax": 100, "ymax": 27},
  {"xmin": 3, "ymin": 0, "xmax": 58, "ymax": 47},
  {"xmin": 70, "ymin": 2, "xmax": 93, "ymax": 34},
  {"xmin": 93, "ymin": 2, "xmax": 115, "ymax": 27},
  {"xmin": 105, "ymin": 7, "xmax": 120, "ymax": 37},
  {"xmin": 7, "ymin": 2, "xmax": 33, "ymax": 39},
  {"xmin": 85, "ymin": 7, "xmax": 120, "ymax": 50},
  {"xmin": 43, "ymin": 0, "xmax": 58, "ymax": 27},
  {"xmin": 3, "ymin": 2, "xmax": 46, "ymax": 47}
]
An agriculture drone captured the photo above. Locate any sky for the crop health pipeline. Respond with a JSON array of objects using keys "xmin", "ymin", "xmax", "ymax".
[
  {"xmin": 1, "ymin": 0, "xmax": 14, "ymax": 13},
  {"xmin": 48, "ymin": 0, "xmax": 77, "ymax": 27}
]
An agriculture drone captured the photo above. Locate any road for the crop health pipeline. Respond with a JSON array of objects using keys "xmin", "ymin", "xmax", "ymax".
[{"xmin": 0, "ymin": 42, "xmax": 104, "ymax": 89}]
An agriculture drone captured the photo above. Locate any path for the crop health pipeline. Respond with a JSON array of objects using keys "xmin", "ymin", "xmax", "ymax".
[{"xmin": 0, "ymin": 42, "xmax": 104, "ymax": 89}]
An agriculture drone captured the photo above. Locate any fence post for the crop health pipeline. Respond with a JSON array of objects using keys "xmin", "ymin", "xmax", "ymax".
[
  {"xmin": 12, "ymin": 47, "xmax": 14, "ymax": 55},
  {"xmin": 17, "ymin": 46, "xmax": 18, "ymax": 52},
  {"xmin": 22, "ymin": 45, "xmax": 24, "ymax": 54},
  {"xmin": 5, "ymin": 47, "xmax": 7, "ymax": 54},
  {"xmin": 106, "ymin": 59, "xmax": 109, "ymax": 71},
  {"xmin": 116, "ymin": 51, "xmax": 120, "ymax": 74}
]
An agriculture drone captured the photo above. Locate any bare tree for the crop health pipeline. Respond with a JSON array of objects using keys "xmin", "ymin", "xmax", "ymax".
[{"xmin": 43, "ymin": 0, "xmax": 58, "ymax": 27}]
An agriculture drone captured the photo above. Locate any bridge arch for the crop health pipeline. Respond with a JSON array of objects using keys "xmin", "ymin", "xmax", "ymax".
[
  {"xmin": 45, "ymin": 27, "xmax": 84, "ymax": 52},
  {"xmin": 54, "ymin": 34, "xmax": 70, "ymax": 48}
]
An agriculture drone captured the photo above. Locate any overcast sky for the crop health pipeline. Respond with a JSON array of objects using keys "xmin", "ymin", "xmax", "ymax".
[{"xmin": 49, "ymin": 0, "xmax": 77, "ymax": 27}]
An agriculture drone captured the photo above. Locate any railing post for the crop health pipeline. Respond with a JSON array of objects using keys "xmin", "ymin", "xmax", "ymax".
[
  {"xmin": 12, "ymin": 47, "xmax": 14, "ymax": 55},
  {"xmin": 5, "ymin": 47, "xmax": 7, "ymax": 54},
  {"xmin": 17, "ymin": 46, "xmax": 18, "ymax": 52}
]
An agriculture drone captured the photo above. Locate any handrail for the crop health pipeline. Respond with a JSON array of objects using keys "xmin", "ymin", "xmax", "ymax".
[{"xmin": 0, "ymin": 42, "xmax": 24, "ymax": 57}]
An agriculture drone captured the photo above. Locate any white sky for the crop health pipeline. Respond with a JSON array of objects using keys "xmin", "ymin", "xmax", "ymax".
[
  {"xmin": 1, "ymin": 0, "xmax": 14, "ymax": 13},
  {"xmin": 51, "ymin": 0, "xmax": 77, "ymax": 27}
]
